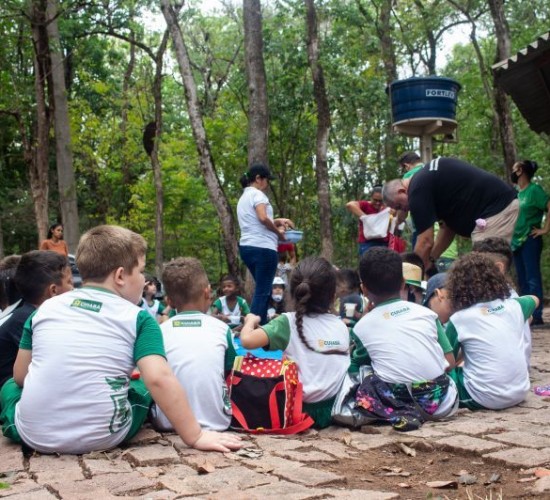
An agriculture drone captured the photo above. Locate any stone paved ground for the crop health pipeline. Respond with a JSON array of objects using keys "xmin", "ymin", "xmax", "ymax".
[{"xmin": 2, "ymin": 317, "xmax": 550, "ymax": 499}]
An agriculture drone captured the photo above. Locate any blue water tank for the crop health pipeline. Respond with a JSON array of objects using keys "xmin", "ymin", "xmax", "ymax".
[{"xmin": 388, "ymin": 77, "xmax": 461, "ymax": 123}]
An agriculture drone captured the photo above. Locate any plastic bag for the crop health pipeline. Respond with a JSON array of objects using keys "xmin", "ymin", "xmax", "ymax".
[{"xmin": 361, "ymin": 208, "xmax": 390, "ymax": 240}]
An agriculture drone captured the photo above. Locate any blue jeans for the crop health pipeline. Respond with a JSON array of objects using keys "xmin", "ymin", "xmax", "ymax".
[
  {"xmin": 513, "ymin": 236, "xmax": 544, "ymax": 322},
  {"xmin": 239, "ymin": 245, "xmax": 278, "ymax": 325},
  {"xmin": 359, "ymin": 239, "xmax": 388, "ymax": 256}
]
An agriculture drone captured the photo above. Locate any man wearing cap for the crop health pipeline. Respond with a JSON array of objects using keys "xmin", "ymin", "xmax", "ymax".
[
  {"xmin": 423, "ymin": 273, "xmax": 452, "ymax": 325},
  {"xmin": 382, "ymin": 157, "xmax": 519, "ymax": 272},
  {"xmin": 346, "ymin": 186, "xmax": 389, "ymax": 256}
]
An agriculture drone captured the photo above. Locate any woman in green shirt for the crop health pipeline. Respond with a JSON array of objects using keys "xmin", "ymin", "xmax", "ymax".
[{"xmin": 511, "ymin": 160, "xmax": 550, "ymax": 326}]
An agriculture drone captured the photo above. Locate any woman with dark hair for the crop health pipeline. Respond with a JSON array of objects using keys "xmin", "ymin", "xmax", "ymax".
[
  {"xmin": 237, "ymin": 164, "xmax": 293, "ymax": 324},
  {"xmin": 40, "ymin": 223, "xmax": 69, "ymax": 256},
  {"xmin": 511, "ymin": 160, "xmax": 550, "ymax": 326}
]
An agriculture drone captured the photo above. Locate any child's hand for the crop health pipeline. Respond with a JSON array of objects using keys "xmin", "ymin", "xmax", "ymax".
[
  {"xmin": 244, "ymin": 313, "xmax": 261, "ymax": 328},
  {"xmin": 192, "ymin": 430, "xmax": 242, "ymax": 452}
]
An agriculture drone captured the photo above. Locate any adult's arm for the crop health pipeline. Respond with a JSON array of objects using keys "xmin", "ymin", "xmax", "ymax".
[
  {"xmin": 255, "ymin": 204, "xmax": 285, "ymax": 238},
  {"xmin": 531, "ymin": 200, "xmax": 550, "ymax": 237},
  {"xmin": 345, "ymin": 201, "xmax": 365, "ymax": 218},
  {"xmin": 414, "ymin": 227, "xmax": 435, "ymax": 270},
  {"xmin": 431, "ymin": 222, "xmax": 456, "ymax": 261}
]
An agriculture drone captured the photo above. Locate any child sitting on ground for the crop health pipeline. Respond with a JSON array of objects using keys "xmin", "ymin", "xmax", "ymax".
[
  {"xmin": 0, "ymin": 225, "xmax": 241, "ymax": 454},
  {"xmin": 350, "ymin": 247, "xmax": 457, "ymax": 431},
  {"xmin": 471, "ymin": 237, "xmax": 532, "ymax": 366},
  {"xmin": 423, "ymin": 273, "xmax": 452, "ymax": 325},
  {"xmin": 240, "ymin": 256, "xmax": 350, "ymax": 428},
  {"xmin": 212, "ymin": 275, "xmax": 250, "ymax": 332},
  {"xmin": 0, "ymin": 251, "xmax": 73, "ymax": 391},
  {"xmin": 139, "ymin": 275, "xmax": 169, "ymax": 323},
  {"xmin": 150, "ymin": 257, "xmax": 237, "ymax": 431},
  {"xmin": 336, "ymin": 268, "xmax": 364, "ymax": 328},
  {"xmin": 267, "ymin": 277, "xmax": 287, "ymax": 320},
  {"xmin": 445, "ymin": 252, "xmax": 538, "ymax": 410}
]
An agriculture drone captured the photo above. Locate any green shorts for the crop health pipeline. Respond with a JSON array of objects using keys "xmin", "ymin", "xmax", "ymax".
[
  {"xmin": 0, "ymin": 377, "xmax": 152, "ymax": 446},
  {"xmin": 448, "ymin": 367, "xmax": 486, "ymax": 411}
]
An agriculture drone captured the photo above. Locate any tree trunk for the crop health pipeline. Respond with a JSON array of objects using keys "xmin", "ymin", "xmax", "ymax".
[
  {"xmin": 488, "ymin": 0, "xmax": 516, "ymax": 179},
  {"xmin": 46, "ymin": 0, "xmax": 79, "ymax": 252},
  {"xmin": 160, "ymin": 0, "xmax": 240, "ymax": 277},
  {"xmin": 305, "ymin": 0, "xmax": 333, "ymax": 261},
  {"xmin": 30, "ymin": 0, "xmax": 51, "ymax": 246},
  {"xmin": 150, "ymin": 30, "xmax": 170, "ymax": 278},
  {"xmin": 243, "ymin": 0, "xmax": 269, "ymax": 166}
]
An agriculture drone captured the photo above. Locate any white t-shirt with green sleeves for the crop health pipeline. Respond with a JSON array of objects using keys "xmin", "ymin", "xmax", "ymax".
[
  {"xmin": 262, "ymin": 312, "xmax": 350, "ymax": 403},
  {"xmin": 447, "ymin": 297, "xmax": 536, "ymax": 410},
  {"xmin": 15, "ymin": 287, "xmax": 165, "ymax": 454},
  {"xmin": 151, "ymin": 311, "xmax": 235, "ymax": 431}
]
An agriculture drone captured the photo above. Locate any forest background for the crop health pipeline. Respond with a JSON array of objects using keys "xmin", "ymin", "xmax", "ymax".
[{"xmin": 1, "ymin": 0, "xmax": 550, "ymax": 293}]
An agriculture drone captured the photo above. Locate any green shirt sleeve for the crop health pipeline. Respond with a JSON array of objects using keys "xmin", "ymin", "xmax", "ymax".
[
  {"xmin": 348, "ymin": 329, "xmax": 371, "ymax": 373},
  {"xmin": 261, "ymin": 314, "xmax": 291, "ymax": 351},
  {"xmin": 19, "ymin": 311, "xmax": 38, "ymax": 351},
  {"xmin": 238, "ymin": 296, "xmax": 251, "ymax": 315},
  {"xmin": 213, "ymin": 298, "xmax": 222, "ymax": 312},
  {"xmin": 134, "ymin": 310, "xmax": 166, "ymax": 362},
  {"xmin": 157, "ymin": 301, "xmax": 166, "ymax": 315},
  {"xmin": 224, "ymin": 328, "xmax": 237, "ymax": 371},
  {"xmin": 445, "ymin": 320, "xmax": 461, "ymax": 359},
  {"xmin": 514, "ymin": 296, "xmax": 537, "ymax": 321},
  {"xmin": 436, "ymin": 319, "xmax": 452, "ymax": 353}
]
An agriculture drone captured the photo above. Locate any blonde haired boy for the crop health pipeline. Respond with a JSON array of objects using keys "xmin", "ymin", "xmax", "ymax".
[
  {"xmin": 151, "ymin": 257, "xmax": 237, "ymax": 431},
  {"xmin": 0, "ymin": 225, "xmax": 241, "ymax": 454}
]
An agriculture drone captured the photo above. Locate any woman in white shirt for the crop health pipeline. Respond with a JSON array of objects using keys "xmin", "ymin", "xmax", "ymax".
[{"xmin": 237, "ymin": 164, "xmax": 293, "ymax": 324}]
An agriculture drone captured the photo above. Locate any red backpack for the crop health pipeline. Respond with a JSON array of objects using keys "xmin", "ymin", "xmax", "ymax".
[{"xmin": 226, "ymin": 354, "xmax": 314, "ymax": 434}]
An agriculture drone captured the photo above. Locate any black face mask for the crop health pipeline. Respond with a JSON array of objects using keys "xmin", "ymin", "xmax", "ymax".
[{"xmin": 511, "ymin": 171, "xmax": 520, "ymax": 184}]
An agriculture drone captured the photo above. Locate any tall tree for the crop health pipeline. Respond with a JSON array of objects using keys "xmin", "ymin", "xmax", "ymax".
[
  {"xmin": 305, "ymin": 0, "xmax": 333, "ymax": 260},
  {"xmin": 46, "ymin": 0, "xmax": 80, "ymax": 252},
  {"xmin": 160, "ymin": 0, "xmax": 240, "ymax": 277},
  {"xmin": 243, "ymin": 0, "xmax": 269, "ymax": 166},
  {"xmin": 488, "ymin": 0, "xmax": 517, "ymax": 178}
]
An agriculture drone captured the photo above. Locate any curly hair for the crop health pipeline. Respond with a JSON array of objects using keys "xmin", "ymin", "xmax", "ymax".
[
  {"xmin": 472, "ymin": 237, "xmax": 513, "ymax": 272},
  {"xmin": 446, "ymin": 253, "xmax": 511, "ymax": 312},
  {"xmin": 290, "ymin": 256, "xmax": 346, "ymax": 355}
]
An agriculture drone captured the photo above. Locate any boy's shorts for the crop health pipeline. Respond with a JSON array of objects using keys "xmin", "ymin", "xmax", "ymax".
[
  {"xmin": 0, "ymin": 377, "xmax": 152, "ymax": 447},
  {"xmin": 448, "ymin": 367, "xmax": 486, "ymax": 411}
]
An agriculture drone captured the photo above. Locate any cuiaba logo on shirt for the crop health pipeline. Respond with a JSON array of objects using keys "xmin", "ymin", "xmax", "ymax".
[
  {"xmin": 70, "ymin": 299, "xmax": 102, "ymax": 313},
  {"xmin": 481, "ymin": 304, "xmax": 505, "ymax": 315},
  {"xmin": 173, "ymin": 319, "xmax": 202, "ymax": 327},
  {"xmin": 383, "ymin": 306, "xmax": 410, "ymax": 319},
  {"xmin": 317, "ymin": 339, "xmax": 342, "ymax": 348}
]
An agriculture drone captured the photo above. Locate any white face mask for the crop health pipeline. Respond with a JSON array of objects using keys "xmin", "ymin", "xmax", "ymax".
[{"xmin": 271, "ymin": 293, "xmax": 283, "ymax": 303}]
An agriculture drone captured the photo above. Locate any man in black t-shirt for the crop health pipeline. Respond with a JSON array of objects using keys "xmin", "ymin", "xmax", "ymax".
[{"xmin": 382, "ymin": 157, "xmax": 519, "ymax": 271}]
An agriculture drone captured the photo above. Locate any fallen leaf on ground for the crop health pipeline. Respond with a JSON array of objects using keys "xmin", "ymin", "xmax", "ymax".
[
  {"xmin": 518, "ymin": 477, "xmax": 537, "ymax": 483},
  {"xmin": 383, "ymin": 471, "xmax": 412, "ymax": 477},
  {"xmin": 382, "ymin": 466, "xmax": 402, "ymax": 473},
  {"xmin": 426, "ymin": 480, "xmax": 459, "ymax": 489},
  {"xmin": 235, "ymin": 448, "xmax": 263, "ymax": 459},
  {"xmin": 398, "ymin": 443, "xmax": 416, "ymax": 457},
  {"xmin": 535, "ymin": 468, "xmax": 550, "ymax": 477},
  {"xmin": 458, "ymin": 474, "xmax": 477, "ymax": 485},
  {"xmin": 197, "ymin": 460, "xmax": 216, "ymax": 474},
  {"xmin": 485, "ymin": 473, "xmax": 501, "ymax": 484},
  {"xmin": 398, "ymin": 483, "xmax": 411, "ymax": 488},
  {"xmin": 454, "ymin": 469, "xmax": 469, "ymax": 476},
  {"xmin": 343, "ymin": 435, "xmax": 352, "ymax": 445}
]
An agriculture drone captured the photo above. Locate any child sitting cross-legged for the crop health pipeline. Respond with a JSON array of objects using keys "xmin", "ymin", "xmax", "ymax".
[
  {"xmin": 350, "ymin": 247, "xmax": 458, "ymax": 431},
  {"xmin": 0, "ymin": 225, "xmax": 241, "ymax": 454},
  {"xmin": 150, "ymin": 257, "xmax": 237, "ymax": 431},
  {"xmin": 240, "ymin": 256, "xmax": 350, "ymax": 429},
  {"xmin": 445, "ymin": 252, "xmax": 538, "ymax": 411}
]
